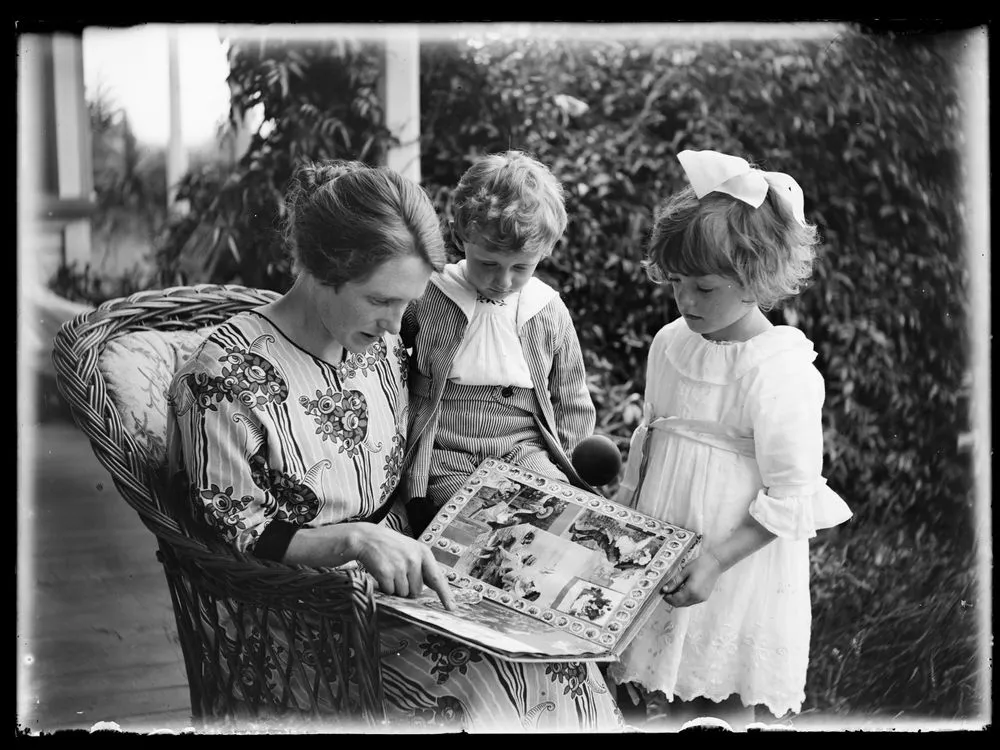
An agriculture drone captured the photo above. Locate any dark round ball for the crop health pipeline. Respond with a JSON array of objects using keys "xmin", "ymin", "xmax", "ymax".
[{"xmin": 571, "ymin": 434, "xmax": 623, "ymax": 487}]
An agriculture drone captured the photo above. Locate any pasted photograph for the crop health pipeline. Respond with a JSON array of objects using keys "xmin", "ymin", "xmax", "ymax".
[
  {"xmin": 470, "ymin": 477, "xmax": 525, "ymax": 507},
  {"xmin": 466, "ymin": 525, "xmax": 544, "ymax": 600},
  {"xmin": 462, "ymin": 523, "xmax": 622, "ymax": 609},
  {"xmin": 568, "ymin": 510, "xmax": 666, "ymax": 586},
  {"xmin": 458, "ymin": 481, "xmax": 576, "ymax": 534},
  {"xmin": 18, "ymin": 18, "xmax": 989, "ymax": 737},
  {"xmin": 438, "ymin": 469, "xmax": 674, "ymax": 613},
  {"xmin": 555, "ymin": 579, "xmax": 625, "ymax": 627}
]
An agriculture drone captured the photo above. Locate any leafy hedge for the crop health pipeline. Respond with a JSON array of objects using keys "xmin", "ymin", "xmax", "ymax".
[
  {"xmin": 422, "ymin": 32, "xmax": 973, "ymax": 531},
  {"xmin": 419, "ymin": 34, "xmax": 980, "ymax": 718},
  {"xmin": 150, "ymin": 27, "xmax": 980, "ymax": 719}
]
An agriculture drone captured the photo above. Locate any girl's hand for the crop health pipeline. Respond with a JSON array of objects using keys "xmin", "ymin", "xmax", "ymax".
[
  {"xmin": 660, "ymin": 514, "xmax": 777, "ymax": 608},
  {"xmin": 660, "ymin": 551, "xmax": 723, "ymax": 608}
]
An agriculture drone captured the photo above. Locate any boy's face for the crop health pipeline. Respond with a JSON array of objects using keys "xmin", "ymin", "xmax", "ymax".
[{"xmin": 461, "ymin": 240, "xmax": 544, "ymax": 301}]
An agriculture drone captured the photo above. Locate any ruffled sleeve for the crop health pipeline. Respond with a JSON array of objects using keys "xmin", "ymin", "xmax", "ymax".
[
  {"xmin": 748, "ymin": 481, "xmax": 853, "ymax": 540},
  {"xmin": 747, "ymin": 351, "xmax": 853, "ymax": 540}
]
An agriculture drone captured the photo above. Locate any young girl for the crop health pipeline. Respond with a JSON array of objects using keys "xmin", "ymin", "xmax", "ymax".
[
  {"xmin": 607, "ymin": 149, "xmax": 853, "ymax": 727},
  {"xmin": 401, "ymin": 150, "xmax": 596, "ymax": 531}
]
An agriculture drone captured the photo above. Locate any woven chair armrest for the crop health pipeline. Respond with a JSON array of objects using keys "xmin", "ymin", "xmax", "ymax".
[
  {"xmin": 160, "ymin": 530, "xmax": 381, "ymax": 618},
  {"xmin": 150, "ymin": 470, "xmax": 382, "ymax": 620}
]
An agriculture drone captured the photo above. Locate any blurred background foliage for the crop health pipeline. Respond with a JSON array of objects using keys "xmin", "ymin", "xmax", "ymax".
[
  {"xmin": 153, "ymin": 37, "xmax": 394, "ymax": 290},
  {"xmin": 60, "ymin": 25, "xmax": 981, "ymax": 721},
  {"xmin": 88, "ymin": 84, "xmax": 169, "ymax": 248},
  {"xmin": 51, "ymin": 85, "xmax": 172, "ymax": 304}
]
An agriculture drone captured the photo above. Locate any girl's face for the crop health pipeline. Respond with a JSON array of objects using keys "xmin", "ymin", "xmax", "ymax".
[
  {"xmin": 666, "ymin": 272, "xmax": 759, "ymax": 341},
  {"xmin": 313, "ymin": 254, "xmax": 433, "ymax": 352},
  {"xmin": 462, "ymin": 240, "xmax": 543, "ymax": 301}
]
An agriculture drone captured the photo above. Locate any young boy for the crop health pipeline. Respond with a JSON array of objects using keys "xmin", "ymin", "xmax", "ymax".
[{"xmin": 401, "ymin": 150, "xmax": 596, "ymax": 532}]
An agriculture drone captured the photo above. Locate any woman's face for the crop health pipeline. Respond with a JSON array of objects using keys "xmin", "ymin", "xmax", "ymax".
[{"xmin": 315, "ymin": 254, "xmax": 433, "ymax": 352}]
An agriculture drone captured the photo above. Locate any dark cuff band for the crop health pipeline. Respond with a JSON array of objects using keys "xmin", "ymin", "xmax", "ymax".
[{"xmin": 253, "ymin": 520, "xmax": 299, "ymax": 562}]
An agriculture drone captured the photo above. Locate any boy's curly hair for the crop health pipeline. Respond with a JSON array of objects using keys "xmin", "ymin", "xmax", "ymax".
[
  {"xmin": 643, "ymin": 184, "xmax": 820, "ymax": 310},
  {"xmin": 451, "ymin": 150, "xmax": 567, "ymax": 257}
]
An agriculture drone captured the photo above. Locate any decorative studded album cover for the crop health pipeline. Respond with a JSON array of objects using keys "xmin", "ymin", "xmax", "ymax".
[{"xmin": 375, "ymin": 457, "xmax": 702, "ymax": 662}]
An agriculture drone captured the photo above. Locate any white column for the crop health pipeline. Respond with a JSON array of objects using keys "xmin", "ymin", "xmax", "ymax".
[
  {"xmin": 51, "ymin": 33, "xmax": 93, "ymax": 268},
  {"xmin": 960, "ymin": 27, "xmax": 991, "ymax": 719},
  {"xmin": 17, "ymin": 35, "xmax": 45, "ymax": 289},
  {"xmin": 167, "ymin": 26, "xmax": 190, "ymax": 215},
  {"xmin": 383, "ymin": 28, "xmax": 421, "ymax": 183}
]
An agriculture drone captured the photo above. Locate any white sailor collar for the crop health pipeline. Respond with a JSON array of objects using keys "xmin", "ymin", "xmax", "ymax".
[{"xmin": 430, "ymin": 260, "xmax": 558, "ymax": 331}]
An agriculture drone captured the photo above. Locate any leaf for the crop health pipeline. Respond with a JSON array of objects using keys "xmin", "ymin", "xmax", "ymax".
[
  {"xmin": 359, "ymin": 134, "xmax": 375, "ymax": 162},
  {"xmin": 227, "ymin": 235, "xmax": 241, "ymax": 263}
]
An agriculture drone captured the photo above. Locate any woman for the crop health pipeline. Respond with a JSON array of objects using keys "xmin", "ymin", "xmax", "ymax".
[{"xmin": 167, "ymin": 159, "xmax": 625, "ymax": 733}]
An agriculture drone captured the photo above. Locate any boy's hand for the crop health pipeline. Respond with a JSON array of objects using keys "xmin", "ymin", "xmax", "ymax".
[
  {"xmin": 406, "ymin": 496, "xmax": 439, "ymax": 537},
  {"xmin": 612, "ymin": 485, "xmax": 635, "ymax": 506}
]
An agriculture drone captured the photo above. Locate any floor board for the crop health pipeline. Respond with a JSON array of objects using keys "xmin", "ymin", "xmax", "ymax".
[{"xmin": 18, "ymin": 420, "xmax": 193, "ymax": 736}]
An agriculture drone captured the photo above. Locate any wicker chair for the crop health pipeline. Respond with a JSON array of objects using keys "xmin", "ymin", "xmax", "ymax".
[{"xmin": 51, "ymin": 284, "xmax": 387, "ymax": 732}]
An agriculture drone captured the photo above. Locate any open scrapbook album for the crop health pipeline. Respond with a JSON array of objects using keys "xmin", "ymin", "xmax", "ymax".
[{"xmin": 374, "ymin": 457, "xmax": 702, "ymax": 663}]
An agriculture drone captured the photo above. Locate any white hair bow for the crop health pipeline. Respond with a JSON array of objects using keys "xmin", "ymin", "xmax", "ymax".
[{"xmin": 677, "ymin": 149, "xmax": 808, "ymax": 226}]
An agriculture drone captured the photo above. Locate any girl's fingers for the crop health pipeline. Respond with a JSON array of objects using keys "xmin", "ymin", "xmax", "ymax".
[
  {"xmin": 661, "ymin": 572, "xmax": 688, "ymax": 596},
  {"xmin": 663, "ymin": 585, "xmax": 687, "ymax": 607},
  {"xmin": 661, "ymin": 570, "xmax": 691, "ymax": 606}
]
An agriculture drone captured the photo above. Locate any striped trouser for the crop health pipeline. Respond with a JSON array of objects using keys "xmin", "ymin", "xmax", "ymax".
[{"xmin": 426, "ymin": 381, "xmax": 567, "ymax": 507}]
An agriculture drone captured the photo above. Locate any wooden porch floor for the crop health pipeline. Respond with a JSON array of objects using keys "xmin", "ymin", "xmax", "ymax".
[{"xmin": 18, "ymin": 418, "xmax": 194, "ymax": 736}]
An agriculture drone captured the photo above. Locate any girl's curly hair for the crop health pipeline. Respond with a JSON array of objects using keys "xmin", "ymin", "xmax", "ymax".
[{"xmin": 643, "ymin": 184, "xmax": 820, "ymax": 310}]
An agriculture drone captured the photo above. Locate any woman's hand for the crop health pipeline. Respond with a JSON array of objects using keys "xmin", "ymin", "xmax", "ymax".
[
  {"xmin": 660, "ymin": 551, "xmax": 723, "ymax": 608},
  {"xmin": 281, "ymin": 522, "xmax": 456, "ymax": 610},
  {"xmin": 351, "ymin": 523, "xmax": 456, "ymax": 610}
]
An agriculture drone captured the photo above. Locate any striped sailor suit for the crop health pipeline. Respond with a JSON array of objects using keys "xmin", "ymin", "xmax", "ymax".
[{"xmin": 400, "ymin": 269, "xmax": 596, "ymax": 503}]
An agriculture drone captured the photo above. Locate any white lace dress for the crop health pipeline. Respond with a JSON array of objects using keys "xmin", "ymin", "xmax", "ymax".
[{"xmin": 606, "ymin": 318, "xmax": 852, "ymax": 717}]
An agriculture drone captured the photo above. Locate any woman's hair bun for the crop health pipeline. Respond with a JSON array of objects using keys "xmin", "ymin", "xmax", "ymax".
[{"xmin": 296, "ymin": 160, "xmax": 366, "ymax": 193}]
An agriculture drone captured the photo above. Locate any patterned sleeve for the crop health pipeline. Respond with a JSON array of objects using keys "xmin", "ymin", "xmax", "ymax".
[
  {"xmin": 168, "ymin": 344, "xmax": 277, "ymax": 554},
  {"xmin": 548, "ymin": 298, "xmax": 597, "ymax": 452}
]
